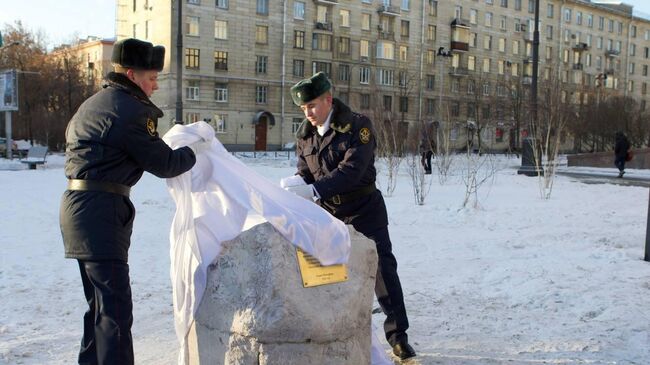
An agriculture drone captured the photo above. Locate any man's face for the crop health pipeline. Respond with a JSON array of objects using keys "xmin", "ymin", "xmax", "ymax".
[
  {"xmin": 128, "ymin": 69, "xmax": 159, "ymax": 97},
  {"xmin": 299, "ymin": 93, "xmax": 333, "ymax": 127}
]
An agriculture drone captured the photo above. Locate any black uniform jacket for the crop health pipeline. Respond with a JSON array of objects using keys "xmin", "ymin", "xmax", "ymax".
[
  {"xmin": 295, "ymin": 98, "xmax": 388, "ymax": 233},
  {"xmin": 60, "ymin": 72, "xmax": 196, "ymax": 261}
]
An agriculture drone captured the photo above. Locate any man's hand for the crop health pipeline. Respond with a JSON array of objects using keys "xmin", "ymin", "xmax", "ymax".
[{"xmin": 286, "ymin": 184, "xmax": 316, "ymax": 200}]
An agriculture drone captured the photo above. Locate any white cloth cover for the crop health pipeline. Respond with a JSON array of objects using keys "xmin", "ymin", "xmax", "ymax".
[{"xmin": 162, "ymin": 122, "xmax": 390, "ymax": 365}]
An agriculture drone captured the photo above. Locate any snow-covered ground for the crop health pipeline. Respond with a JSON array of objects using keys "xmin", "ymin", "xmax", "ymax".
[{"xmin": 1, "ymin": 153, "xmax": 649, "ymax": 365}]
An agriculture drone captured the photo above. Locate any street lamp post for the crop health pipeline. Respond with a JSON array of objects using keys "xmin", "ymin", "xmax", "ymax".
[
  {"xmin": 436, "ymin": 47, "xmax": 452, "ymax": 152},
  {"xmin": 517, "ymin": 0, "xmax": 542, "ymax": 176}
]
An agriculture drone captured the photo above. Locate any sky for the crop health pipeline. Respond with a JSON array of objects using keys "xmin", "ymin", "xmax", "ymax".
[{"xmin": 1, "ymin": 0, "xmax": 650, "ymax": 48}]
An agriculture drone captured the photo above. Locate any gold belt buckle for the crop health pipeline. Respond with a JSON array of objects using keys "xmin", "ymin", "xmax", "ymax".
[{"xmin": 332, "ymin": 195, "xmax": 342, "ymax": 205}]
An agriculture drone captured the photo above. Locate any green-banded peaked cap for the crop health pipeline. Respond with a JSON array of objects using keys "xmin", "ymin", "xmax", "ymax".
[{"xmin": 290, "ymin": 72, "xmax": 332, "ymax": 106}]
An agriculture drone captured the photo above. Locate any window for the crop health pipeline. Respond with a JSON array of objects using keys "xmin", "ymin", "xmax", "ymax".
[
  {"xmin": 293, "ymin": 59, "xmax": 305, "ymax": 77},
  {"xmin": 340, "ymin": 9, "xmax": 350, "ymax": 27},
  {"xmin": 427, "ymin": 25, "xmax": 436, "ymax": 41},
  {"xmin": 255, "ymin": 85, "xmax": 267, "ymax": 104},
  {"xmin": 451, "ymin": 79, "xmax": 460, "ymax": 93},
  {"xmin": 186, "ymin": 16, "xmax": 200, "ymax": 36},
  {"xmin": 359, "ymin": 67, "xmax": 370, "ymax": 84},
  {"xmin": 213, "ymin": 114, "xmax": 227, "ymax": 133},
  {"xmin": 186, "ymin": 80, "xmax": 199, "ymax": 100},
  {"xmin": 500, "ymin": 0, "xmax": 508, "ymax": 8},
  {"xmin": 499, "ymin": 38, "xmax": 506, "ymax": 52},
  {"xmin": 500, "ymin": 16, "xmax": 507, "ymax": 30},
  {"xmin": 426, "ymin": 75, "xmax": 435, "ymax": 90},
  {"xmin": 294, "ymin": 1, "xmax": 305, "ymax": 19},
  {"xmin": 425, "ymin": 98, "xmax": 435, "ymax": 115},
  {"xmin": 214, "ymin": 83, "xmax": 228, "ymax": 102},
  {"xmin": 185, "ymin": 112, "xmax": 200, "ymax": 124},
  {"xmin": 256, "ymin": 25, "xmax": 268, "ymax": 44},
  {"xmin": 470, "ymin": 9, "xmax": 478, "ymax": 24},
  {"xmin": 256, "ymin": 55, "xmax": 268, "ymax": 74},
  {"xmin": 546, "ymin": 25, "xmax": 553, "ymax": 39},
  {"xmin": 362, "ymin": 14, "xmax": 371, "ymax": 30},
  {"xmin": 485, "ymin": 12, "xmax": 493, "ymax": 27},
  {"xmin": 292, "ymin": 118, "xmax": 302, "ymax": 133},
  {"xmin": 216, "ymin": 0, "xmax": 228, "ymax": 8},
  {"xmin": 427, "ymin": 49, "xmax": 434, "ymax": 64},
  {"xmin": 312, "ymin": 61, "xmax": 331, "ymax": 76},
  {"xmin": 577, "ymin": 11, "xmax": 582, "ymax": 25},
  {"xmin": 587, "ymin": 14, "xmax": 593, "ymax": 28},
  {"xmin": 599, "ymin": 16, "xmax": 604, "ymax": 31},
  {"xmin": 455, "ymin": 5, "xmax": 462, "ymax": 19},
  {"xmin": 468, "ymin": 56, "xmax": 475, "ymax": 71},
  {"xmin": 515, "ymin": 0, "xmax": 521, "ymax": 11},
  {"xmin": 214, "ymin": 51, "xmax": 228, "ymax": 70},
  {"xmin": 185, "ymin": 48, "xmax": 200, "ymax": 69},
  {"xmin": 399, "ymin": 97, "xmax": 408, "ymax": 112},
  {"xmin": 401, "ymin": 0, "xmax": 409, "ymax": 10},
  {"xmin": 399, "ymin": 46, "xmax": 408, "ymax": 62},
  {"xmin": 338, "ymin": 64, "xmax": 350, "ymax": 81},
  {"xmin": 398, "ymin": 70, "xmax": 407, "ymax": 87},
  {"xmin": 451, "ymin": 102, "xmax": 460, "ymax": 117},
  {"xmin": 483, "ymin": 82, "xmax": 490, "ymax": 96},
  {"xmin": 564, "ymin": 8, "xmax": 571, "ymax": 23},
  {"xmin": 257, "ymin": 0, "xmax": 268, "ymax": 15},
  {"xmin": 383, "ymin": 95, "xmax": 392, "ymax": 111},
  {"xmin": 377, "ymin": 68, "xmax": 394, "ymax": 85},
  {"xmin": 528, "ymin": 0, "xmax": 534, "ymax": 14},
  {"xmin": 468, "ymin": 80, "xmax": 475, "ymax": 94},
  {"xmin": 401, "ymin": 20, "xmax": 410, "ymax": 38},
  {"xmin": 512, "ymin": 40, "xmax": 519, "ymax": 55},
  {"xmin": 215, "ymin": 20, "xmax": 227, "ymax": 39},
  {"xmin": 317, "ymin": 5, "xmax": 329, "ymax": 23},
  {"xmin": 360, "ymin": 94, "xmax": 370, "ymax": 109},
  {"xmin": 547, "ymin": 4, "xmax": 553, "ymax": 18},
  {"xmin": 428, "ymin": 0, "xmax": 437, "ymax": 16},
  {"xmin": 294, "ymin": 30, "xmax": 305, "ymax": 48},
  {"xmin": 483, "ymin": 58, "xmax": 491, "ymax": 73},
  {"xmin": 339, "ymin": 37, "xmax": 350, "ymax": 55},
  {"xmin": 360, "ymin": 39, "xmax": 369, "ymax": 58},
  {"xmin": 377, "ymin": 41, "xmax": 394, "ymax": 60},
  {"xmin": 312, "ymin": 34, "xmax": 332, "ymax": 51},
  {"xmin": 484, "ymin": 35, "xmax": 492, "ymax": 50},
  {"xmin": 470, "ymin": 33, "xmax": 477, "ymax": 47}
]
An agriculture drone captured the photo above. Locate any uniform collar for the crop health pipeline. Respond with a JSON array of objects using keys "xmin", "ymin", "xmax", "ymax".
[
  {"xmin": 104, "ymin": 72, "xmax": 163, "ymax": 117},
  {"xmin": 316, "ymin": 109, "xmax": 334, "ymax": 136}
]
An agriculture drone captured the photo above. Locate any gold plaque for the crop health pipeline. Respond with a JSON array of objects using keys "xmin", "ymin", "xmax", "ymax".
[{"xmin": 296, "ymin": 248, "xmax": 348, "ymax": 288}]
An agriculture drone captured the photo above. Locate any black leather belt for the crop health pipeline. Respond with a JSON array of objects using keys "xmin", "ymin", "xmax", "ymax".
[
  {"xmin": 67, "ymin": 179, "xmax": 131, "ymax": 197},
  {"xmin": 329, "ymin": 184, "xmax": 376, "ymax": 205}
]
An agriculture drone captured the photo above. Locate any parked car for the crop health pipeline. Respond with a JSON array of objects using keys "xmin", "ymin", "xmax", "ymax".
[{"xmin": 0, "ymin": 137, "xmax": 20, "ymax": 157}]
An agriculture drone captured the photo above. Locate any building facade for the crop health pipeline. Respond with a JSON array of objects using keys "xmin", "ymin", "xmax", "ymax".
[
  {"xmin": 116, "ymin": 0, "xmax": 650, "ymax": 151},
  {"xmin": 51, "ymin": 37, "xmax": 115, "ymax": 91}
]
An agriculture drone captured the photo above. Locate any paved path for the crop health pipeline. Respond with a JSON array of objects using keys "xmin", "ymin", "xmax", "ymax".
[{"xmin": 556, "ymin": 170, "xmax": 650, "ymax": 188}]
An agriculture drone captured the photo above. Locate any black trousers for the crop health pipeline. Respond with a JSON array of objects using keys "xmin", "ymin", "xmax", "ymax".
[
  {"xmin": 615, "ymin": 157, "xmax": 626, "ymax": 172},
  {"xmin": 355, "ymin": 225, "xmax": 410, "ymax": 346},
  {"xmin": 77, "ymin": 260, "xmax": 134, "ymax": 365},
  {"xmin": 421, "ymin": 151, "xmax": 433, "ymax": 173}
]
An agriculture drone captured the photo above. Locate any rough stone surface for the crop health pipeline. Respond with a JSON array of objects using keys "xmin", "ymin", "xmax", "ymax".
[{"xmin": 187, "ymin": 222, "xmax": 377, "ymax": 365}]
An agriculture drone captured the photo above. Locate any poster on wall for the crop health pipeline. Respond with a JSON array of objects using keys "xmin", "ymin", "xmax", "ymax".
[{"xmin": 0, "ymin": 69, "xmax": 18, "ymax": 111}]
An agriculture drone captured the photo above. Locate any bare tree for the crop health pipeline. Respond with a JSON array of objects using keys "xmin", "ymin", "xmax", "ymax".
[
  {"xmin": 532, "ymin": 65, "xmax": 575, "ymax": 199},
  {"xmin": 433, "ymin": 102, "xmax": 454, "ymax": 185},
  {"xmin": 405, "ymin": 122, "xmax": 433, "ymax": 205}
]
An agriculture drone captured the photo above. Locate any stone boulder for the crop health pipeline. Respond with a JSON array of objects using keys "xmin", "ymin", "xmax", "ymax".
[{"xmin": 187, "ymin": 222, "xmax": 378, "ymax": 365}]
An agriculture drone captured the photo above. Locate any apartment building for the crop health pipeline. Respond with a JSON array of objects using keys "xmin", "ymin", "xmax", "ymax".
[
  {"xmin": 116, "ymin": 0, "xmax": 650, "ymax": 151},
  {"xmin": 51, "ymin": 37, "xmax": 115, "ymax": 90}
]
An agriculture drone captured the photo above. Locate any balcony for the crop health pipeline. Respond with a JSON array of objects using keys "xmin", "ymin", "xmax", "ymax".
[
  {"xmin": 313, "ymin": 0, "xmax": 338, "ymax": 4},
  {"xmin": 572, "ymin": 63, "xmax": 584, "ymax": 70},
  {"xmin": 605, "ymin": 68, "xmax": 616, "ymax": 75},
  {"xmin": 378, "ymin": 30, "xmax": 395, "ymax": 40},
  {"xmin": 314, "ymin": 22, "xmax": 333, "ymax": 31},
  {"xmin": 450, "ymin": 19, "xmax": 470, "ymax": 52},
  {"xmin": 606, "ymin": 49, "xmax": 620, "ymax": 57},
  {"xmin": 377, "ymin": 5, "xmax": 400, "ymax": 16},
  {"xmin": 449, "ymin": 67, "xmax": 469, "ymax": 76},
  {"xmin": 572, "ymin": 42, "xmax": 590, "ymax": 51}
]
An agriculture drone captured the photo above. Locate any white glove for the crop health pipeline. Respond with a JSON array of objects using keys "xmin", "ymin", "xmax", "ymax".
[
  {"xmin": 188, "ymin": 140, "xmax": 212, "ymax": 155},
  {"xmin": 280, "ymin": 175, "xmax": 306, "ymax": 188},
  {"xmin": 286, "ymin": 184, "xmax": 316, "ymax": 200}
]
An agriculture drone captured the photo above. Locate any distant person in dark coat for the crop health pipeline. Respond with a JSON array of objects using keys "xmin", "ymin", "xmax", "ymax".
[
  {"xmin": 419, "ymin": 124, "xmax": 434, "ymax": 175},
  {"xmin": 614, "ymin": 131, "xmax": 631, "ymax": 178},
  {"xmin": 284, "ymin": 72, "xmax": 416, "ymax": 361},
  {"xmin": 59, "ymin": 38, "xmax": 207, "ymax": 365}
]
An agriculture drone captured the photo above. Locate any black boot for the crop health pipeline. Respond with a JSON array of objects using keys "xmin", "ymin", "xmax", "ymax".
[{"xmin": 392, "ymin": 339, "xmax": 416, "ymax": 360}]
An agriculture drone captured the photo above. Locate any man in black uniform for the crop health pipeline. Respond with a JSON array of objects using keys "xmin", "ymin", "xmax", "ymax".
[
  {"xmin": 60, "ymin": 38, "xmax": 204, "ymax": 365},
  {"xmin": 286, "ymin": 72, "xmax": 416, "ymax": 361}
]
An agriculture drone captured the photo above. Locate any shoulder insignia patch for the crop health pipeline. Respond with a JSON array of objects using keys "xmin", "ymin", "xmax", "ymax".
[
  {"xmin": 146, "ymin": 118, "xmax": 156, "ymax": 136},
  {"xmin": 332, "ymin": 122, "xmax": 352, "ymax": 134},
  {"xmin": 359, "ymin": 127, "xmax": 371, "ymax": 144}
]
